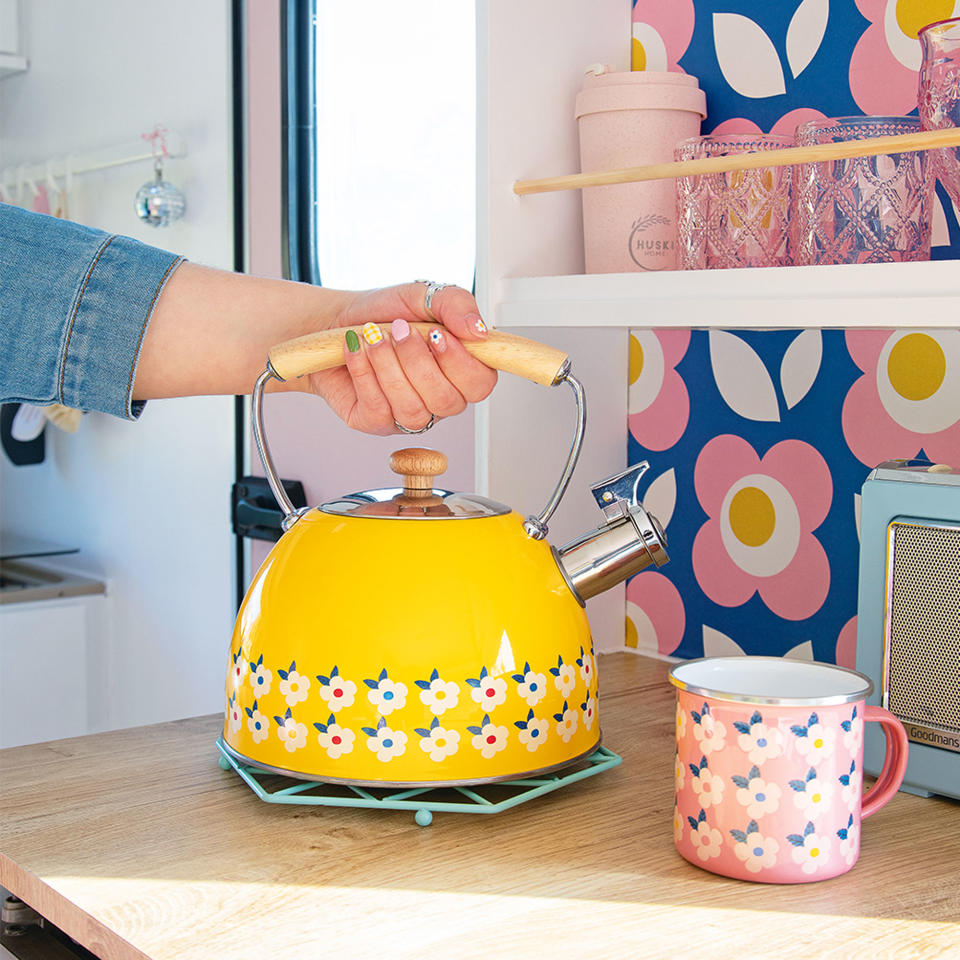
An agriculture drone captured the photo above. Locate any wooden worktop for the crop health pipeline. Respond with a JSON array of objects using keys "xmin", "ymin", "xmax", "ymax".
[{"xmin": 1, "ymin": 653, "xmax": 957, "ymax": 960}]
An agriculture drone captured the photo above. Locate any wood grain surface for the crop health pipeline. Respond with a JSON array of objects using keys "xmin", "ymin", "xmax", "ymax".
[{"xmin": 1, "ymin": 654, "xmax": 957, "ymax": 960}]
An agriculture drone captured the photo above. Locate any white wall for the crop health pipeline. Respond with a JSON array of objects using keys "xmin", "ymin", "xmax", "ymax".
[{"xmin": 0, "ymin": 0, "xmax": 236, "ymax": 732}]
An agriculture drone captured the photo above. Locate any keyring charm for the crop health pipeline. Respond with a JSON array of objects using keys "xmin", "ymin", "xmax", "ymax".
[
  {"xmin": 394, "ymin": 413, "xmax": 436, "ymax": 435},
  {"xmin": 414, "ymin": 280, "xmax": 451, "ymax": 321}
]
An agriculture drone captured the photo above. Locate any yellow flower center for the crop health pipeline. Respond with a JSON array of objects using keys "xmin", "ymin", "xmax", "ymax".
[
  {"xmin": 887, "ymin": 333, "xmax": 946, "ymax": 401},
  {"xmin": 435, "ymin": 689, "xmax": 445, "ymax": 699},
  {"xmin": 897, "ymin": 0, "xmax": 954, "ymax": 39},
  {"xmin": 629, "ymin": 335, "xmax": 645, "ymax": 384},
  {"xmin": 632, "ymin": 37, "xmax": 647, "ymax": 71},
  {"xmin": 810, "ymin": 847, "xmax": 820, "ymax": 858},
  {"xmin": 812, "ymin": 793, "xmax": 822, "ymax": 803},
  {"xmin": 729, "ymin": 486, "xmax": 776, "ymax": 547},
  {"xmin": 814, "ymin": 738, "xmax": 823, "ymax": 748}
]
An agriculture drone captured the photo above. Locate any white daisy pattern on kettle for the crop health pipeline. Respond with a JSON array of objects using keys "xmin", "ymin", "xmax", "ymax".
[
  {"xmin": 316, "ymin": 666, "xmax": 357, "ymax": 712},
  {"xmin": 511, "ymin": 662, "xmax": 547, "ymax": 708},
  {"xmin": 841, "ymin": 705, "xmax": 863, "ymax": 753},
  {"xmin": 550, "ymin": 656, "xmax": 577, "ymax": 699},
  {"xmin": 729, "ymin": 820, "xmax": 780, "ymax": 874},
  {"xmin": 838, "ymin": 759, "xmax": 862, "ymax": 809},
  {"xmin": 248, "ymin": 654, "xmax": 272, "ymax": 697},
  {"xmin": 553, "ymin": 700, "xmax": 579, "ymax": 743},
  {"xmin": 837, "ymin": 813, "xmax": 860, "ymax": 867},
  {"xmin": 415, "ymin": 668, "xmax": 460, "ymax": 717},
  {"xmin": 674, "ymin": 753, "xmax": 685, "ymax": 792},
  {"xmin": 227, "ymin": 694, "xmax": 242, "ymax": 735},
  {"xmin": 789, "ymin": 767, "xmax": 834, "ymax": 820},
  {"xmin": 676, "ymin": 701, "xmax": 687, "ymax": 739},
  {"xmin": 687, "ymin": 809, "xmax": 723, "ymax": 861},
  {"xmin": 362, "ymin": 717, "xmax": 407, "ymax": 762},
  {"xmin": 790, "ymin": 712, "xmax": 836, "ymax": 764},
  {"xmin": 514, "ymin": 709, "xmax": 549, "ymax": 752},
  {"xmin": 733, "ymin": 710, "xmax": 784, "ymax": 765},
  {"xmin": 689, "ymin": 755, "xmax": 725, "ymax": 810},
  {"xmin": 673, "ymin": 805, "xmax": 685, "ymax": 845},
  {"xmin": 787, "ymin": 821, "xmax": 832, "ymax": 874},
  {"xmin": 273, "ymin": 708, "xmax": 308, "ymax": 753},
  {"xmin": 467, "ymin": 666, "xmax": 507, "ymax": 713},
  {"xmin": 691, "ymin": 702, "xmax": 727, "ymax": 756},
  {"xmin": 414, "ymin": 717, "xmax": 460, "ymax": 762},
  {"xmin": 576, "ymin": 646, "xmax": 595, "ymax": 690},
  {"xmin": 468, "ymin": 714, "xmax": 509, "ymax": 759},
  {"xmin": 230, "ymin": 648, "xmax": 246, "ymax": 689},
  {"xmin": 314, "ymin": 714, "xmax": 355, "ymax": 759},
  {"xmin": 731, "ymin": 765, "xmax": 782, "ymax": 818},
  {"xmin": 581, "ymin": 694, "xmax": 596, "ymax": 732},
  {"xmin": 244, "ymin": 699, "xmax": 270, "ymax": 744},
  {"xmin": 278, "ymin": 661, "xmax": 310, "ymax": 707},
  {"xmin": 364, "ymin": 668, "xmax": 408, "ymax": 716}
]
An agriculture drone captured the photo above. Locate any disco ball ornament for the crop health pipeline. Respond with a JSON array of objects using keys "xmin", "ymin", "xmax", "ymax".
[{"xmin": 135, "ymin": 161, "xmax": 186, "ymax": 227}]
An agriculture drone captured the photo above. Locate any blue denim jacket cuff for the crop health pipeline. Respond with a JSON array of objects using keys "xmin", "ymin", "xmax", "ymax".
[{"xmin": 59, "ymin": 235, "xmax": 184, "ymax": 420}]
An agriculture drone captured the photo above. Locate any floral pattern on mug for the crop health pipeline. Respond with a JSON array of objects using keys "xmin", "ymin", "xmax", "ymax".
[
  {"xmin": 553, "ymin": 701, "xmax": 579, "ymax": 743},
  {"xmin": 674, "ymin": 805, "xmax": 685, "ymax": 845},
  {"xmin": 415, "ymin": 668, "xmax": 460, "ymax": 716},
  {"xmin": 316, "ymin": 666, "xmax": 357, "ymax": 712},
  {"xmin": 675, "ymin": 752, "xmax": 686, "ymax": 792},
  {"xmin": 278, "ymin": 661, "xmax": 310, "ymax": 707},
  {"xmin": 577, "ymin": 646, "xmax": 595, "ymax": 689},
  {"xmin": 245, "ymin": 699, "xmax": 269, "ymax": 744},
  {"xmin": 467, "ymin": 666, "xmax": 507, "ymax": 713},
  {"xmin": 839, "ymin": 759, "xmax": 862, "ymax": 808},
  {"xmin": 691, "ymin": 702, "xmax": 727, "ymax": 756},
  {"xmin": 689, "ymin": 755, "xmax": 725, "ymax": 810},
  {"xmin": 274, "ymin": 708, "xmax": 308, "ymax": 753},
  {"xmin": 732, "ymin": 765, "xmax": 782, "ymax": 818},
  {"xmin": 468, "ymin": 714, "xmax": 509, "ymax": 759},
  {"xmin": 787, "ymin": 821, "xmax": 832, "ymax": 875},
  {"xmin": 514, "ymin": 709, "xmax": 549, "ymax": 752},
  {"xmin": 837, "ymin": 813, "xmax": 860, "ymax": 866},
  {"xmin": 314, "ymin": 714, "xmax": 355, "ymax": 759},
  {"xmin": 414, "ymin": 717, "xmax": 460, "ymax": 762},
  {"xmin": 365, "ymin": 669, "xmax": 408, "ymax": 716},
  {"xmin": 676, "ymin": 701, "xmax": 687, "ymax": 739},
  {"xmin": 841, "ymin": 705, "xmax": 863, "ymax": 753},
  {"xmin": 512, "ymin": 663, "xmax": 548, "ymax": 708},
  {"xmin": 581, "ymin": 694, "xmax": 596, "ymax": 731},
  {"xmin": 729, "ymin": 820, "xmax": 780, "ymax": 873},
  {"xmin": 790, "ymin": 712, "xmax": 836, "ymax": 764},
  {"xmin": 789, "ymin": 767, "xmax": 834, "ymax": 821},
  {"xmin": 362, "ymin": 717, "xmax": 407, "ymax": 762},
  {"xmin": 248, "ymin": 654, "xmax": 272, "ymax": 696},
  {"xmin": 550, "ymin": 656, "xmax": 577, "ymax": 699},
  {"xmin": 687, "ymin": 809, "xmax": 723, "ymax": 861},
  {"xmin": 733, "ymin": 710, "xmax": 784, "ymax": 765}
]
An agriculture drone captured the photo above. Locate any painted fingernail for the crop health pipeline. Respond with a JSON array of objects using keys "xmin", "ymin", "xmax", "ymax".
[
  {"xmin": 345, "ymin": 329, "xmax": 360, "ymax": 353},
  {"xmin": 467, "ymin": 314, "xmax": 488, "ymax": 336},
  {"xmin": 391, "ymin": 318, "xmax": 410, "ymax": 342},
  {"xmin": 362, "ymin": 322, "xmax": 384, "ymax": 346},
  {"xmin": 428, "ymin": 328, "xmax": 447, "ymax": 353}
]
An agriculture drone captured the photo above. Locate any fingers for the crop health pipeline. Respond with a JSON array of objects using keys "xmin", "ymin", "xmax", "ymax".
[
  {"xmin": 407, "ymin": 282, "xmax": 489, "ymax": 342},
  {"xmin": 420, "ymin": 325, "xmax": 498, "ymax": 404}
]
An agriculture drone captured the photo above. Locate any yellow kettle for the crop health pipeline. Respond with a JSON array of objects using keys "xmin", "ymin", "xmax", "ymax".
[{"xmin": 222, "ymin": 325, "xmax": 668, "ymax": 786}]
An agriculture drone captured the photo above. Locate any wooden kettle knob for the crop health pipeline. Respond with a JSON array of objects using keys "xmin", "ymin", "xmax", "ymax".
[{"xmin": 390, "ymin": 447, "xmax": 447, "ymax": 499}]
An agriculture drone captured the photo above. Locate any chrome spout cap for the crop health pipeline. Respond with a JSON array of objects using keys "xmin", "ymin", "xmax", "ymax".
[{"xmin": 555, "ymin": 462, "xmax": 669, "ymax": 604}]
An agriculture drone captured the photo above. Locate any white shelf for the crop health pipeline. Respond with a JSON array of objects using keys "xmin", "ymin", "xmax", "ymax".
[
  {"xmin": 497, "ymin": 259, "xmax": 960, "ymax": 329},
  {"xmin": 0, "ymin": 52, "xmax": 26, "ymax": 78}
]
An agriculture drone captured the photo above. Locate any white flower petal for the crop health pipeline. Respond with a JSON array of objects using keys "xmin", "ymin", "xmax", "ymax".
[
  {"xmin": 786, "ymin": 0, "xmax": 829, "ymax": 79},
  {"xmin": 702, "ymin": 625, "xmax": 746, "ymax": 658},
  {"xmin": 642, "ymin": 468, "xmax": 677, "ymax": 530},
  {"xmin": 780, "ymin": 330, "xmax": 822, "ymax": 410},
  {"xmin": 883, "ymin": 0, "xmax": 921, "ymax": 71},
  {"xmin": 784, "ymin": 640, "xmax": 815, "ymax": 660},
  {"xmin": 626, "ymin": 600, "xmax": 658, "ymax": 656},
  {"xmin": 709, "ymin": 330, "xmax": 780, "ymax": 422},
  {"xmin": 632, "ymin": 21, "xmax": 669, "ymax": 72},
  {"xmin": 713, "ymin": 13, "xmax": 786, "ymax": 99}
]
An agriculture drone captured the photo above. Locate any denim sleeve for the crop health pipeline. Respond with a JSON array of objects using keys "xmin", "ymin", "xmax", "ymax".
[{"xmin": 0, "ymin": 204, "xmax": 185, "ymax": 420}]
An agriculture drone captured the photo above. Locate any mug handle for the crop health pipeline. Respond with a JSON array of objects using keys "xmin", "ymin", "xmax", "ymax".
[{"xmin": 861, "ymin": 705, "xmax": 909, "ymax": 819}]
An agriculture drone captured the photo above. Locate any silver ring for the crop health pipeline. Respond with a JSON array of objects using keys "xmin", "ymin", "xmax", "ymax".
[
  {"xmin": 394, "ymin": 413, "xmax": 436, "ymax": 435},
  {"xmin": 415, "ymin": 279, "xmax": 451, "ymax": 321}
]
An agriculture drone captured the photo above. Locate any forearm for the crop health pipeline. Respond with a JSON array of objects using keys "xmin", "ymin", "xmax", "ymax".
[{"xmin": 133, "ymin": 262, "xmax": 357, "ymax": 400}]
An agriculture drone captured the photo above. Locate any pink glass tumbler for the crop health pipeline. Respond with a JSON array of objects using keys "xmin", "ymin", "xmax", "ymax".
[{"xmin": 919, "ymin": 18, "xmax": 960, "ymax": 205}]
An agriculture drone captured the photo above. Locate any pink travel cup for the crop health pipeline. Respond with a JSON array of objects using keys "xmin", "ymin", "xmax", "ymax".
[
  {"xmin": 668, "ymin": 657, "xmax": 908, "ymax": 884},
  {"xmin": 576, "ymin": 68, "xmax": 706, "ymax": 273}
]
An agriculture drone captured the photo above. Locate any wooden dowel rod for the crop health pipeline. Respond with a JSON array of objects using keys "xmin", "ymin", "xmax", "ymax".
[{"xmin": 513, "ymin": 127, "xmax": 960, "ymax": 196}]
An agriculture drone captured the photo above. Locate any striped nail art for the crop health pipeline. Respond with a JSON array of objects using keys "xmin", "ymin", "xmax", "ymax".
[{"xmin": 362, "ymin": 322, "xmax": 384, "ymax": 345}]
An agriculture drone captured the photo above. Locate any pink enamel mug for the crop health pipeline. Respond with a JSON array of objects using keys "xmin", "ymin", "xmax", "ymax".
[{"xmin": 668, "ymin": 657, "xmax": 909, "ymax": 883}]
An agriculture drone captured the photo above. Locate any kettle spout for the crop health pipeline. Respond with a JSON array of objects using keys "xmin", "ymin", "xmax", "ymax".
[{"xmin": 555, "ymin": 462, "xmax": 669, "ymax": 604}]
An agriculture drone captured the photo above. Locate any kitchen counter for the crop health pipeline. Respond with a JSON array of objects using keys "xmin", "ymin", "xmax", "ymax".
[{"xmin": 1, "ymin": 653, "xmax": 958, "ymax": 960}]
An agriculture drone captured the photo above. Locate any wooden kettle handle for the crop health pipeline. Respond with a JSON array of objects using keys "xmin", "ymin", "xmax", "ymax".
[{"xmin": 267, "ymin": 324, "xmax": 569, "ymax": 387}]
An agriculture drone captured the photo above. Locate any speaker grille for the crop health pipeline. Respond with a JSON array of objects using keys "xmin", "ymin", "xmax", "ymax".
[{"xmin": 886, "ymin": 522, "xmax": 960, "ymax": 739}]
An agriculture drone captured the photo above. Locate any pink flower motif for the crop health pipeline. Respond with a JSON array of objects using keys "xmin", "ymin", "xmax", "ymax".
[
  {"xmin": 841, "ymin": 330, "xmax": 960, "ymax": 467},
  {"xmin": 692, "ymin": 435, "xmax": 832, "ymax": 620},
  {"xmin": 710, "ymin": 109, "xmax": 828, "ymax": 139},
  {"xmin": 848, "ymin": 0, "xmax": 924, "ymax": 116},
  {"xmin": 628, "ymin": 330, "xmax": 690, "ymax": 451},
  {"xmin": 626, "ymin": 571, "xmax": 685, "ymax": 656},
  {"xmin": 632, "ymin": 0, "xmax": 695, "ymax": 72}
]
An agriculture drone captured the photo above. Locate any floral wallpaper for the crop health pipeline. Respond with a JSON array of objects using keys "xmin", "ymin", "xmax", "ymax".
[{"xmin": 624, "ymin": 1, "xmax": 960, "ymax": 664}]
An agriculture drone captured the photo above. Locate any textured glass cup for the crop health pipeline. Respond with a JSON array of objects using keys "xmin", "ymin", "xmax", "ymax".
[
  {"xmin": 919, "ymin": 18, "xmax": 960, "ymax": 206},
  {"xmin": 675, "ymin": 134, "xmax": 793, "ymax": 270},
  {"xmin": 793, "ymin": 117, "xmax": 932, "ymax": 265}
]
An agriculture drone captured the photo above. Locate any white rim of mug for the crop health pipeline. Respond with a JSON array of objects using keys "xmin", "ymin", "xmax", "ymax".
[{"xmin": 667, "ymin": 656, "xmax": 874, "ymax": 706}]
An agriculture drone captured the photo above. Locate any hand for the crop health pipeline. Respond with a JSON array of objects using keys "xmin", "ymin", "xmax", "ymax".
[{"xmin": 305, "ymin": 282, "xmax": 498, "ymax": 435}]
